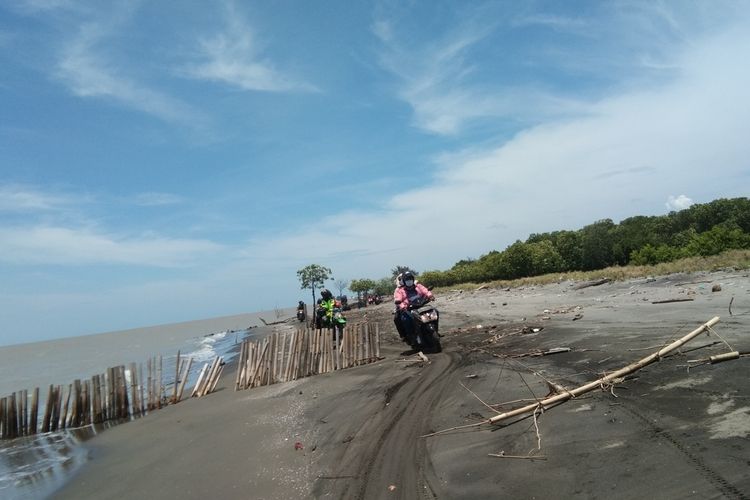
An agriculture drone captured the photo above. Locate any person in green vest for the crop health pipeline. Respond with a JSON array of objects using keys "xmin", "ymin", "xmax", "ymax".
[{"xmin": 318, "ymin": 288, "xmax": 346, "ymax": 344}]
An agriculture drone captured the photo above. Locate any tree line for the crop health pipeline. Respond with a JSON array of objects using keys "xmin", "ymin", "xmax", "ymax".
[
  {"xmin": 418, "ymin": 197, "xmax": 750, "ymax": 288},
  {"xmin": 298, "ymin": 198, "xmax": 748, "ymax": 300}
]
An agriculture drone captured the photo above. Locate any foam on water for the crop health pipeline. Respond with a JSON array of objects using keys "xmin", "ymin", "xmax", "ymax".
[
  {"xmin": 0, "ymin": 306, "xmax": 297, "ymax": 498},
  {"xmin": 0, "ymin": 429, "xmax": 93, "ymax": 499}
]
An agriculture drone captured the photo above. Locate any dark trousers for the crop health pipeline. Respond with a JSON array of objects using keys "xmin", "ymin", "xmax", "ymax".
[{"xmin": 395, "ymin": 310, "xmax": 415, "ymax": 340}]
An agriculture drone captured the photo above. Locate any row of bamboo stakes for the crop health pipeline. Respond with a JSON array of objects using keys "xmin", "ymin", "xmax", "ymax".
[
  {"xmin": 0, "ymin": 351, "xmax": 224, "ymax": 440},
  {"xmin": 236, "ymin": 322, "xmax": 381, "ymax": 390}
]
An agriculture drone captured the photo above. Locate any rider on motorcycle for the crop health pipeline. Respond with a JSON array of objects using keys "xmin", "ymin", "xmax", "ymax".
[{"xmin": 393, "ymin": 271, "xmax": 433, "ymax": 343}]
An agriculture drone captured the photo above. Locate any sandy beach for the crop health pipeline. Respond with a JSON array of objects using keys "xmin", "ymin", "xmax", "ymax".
[{"xmin": 53, "ymin": 269, "xmax": 750, "ymax": 499}]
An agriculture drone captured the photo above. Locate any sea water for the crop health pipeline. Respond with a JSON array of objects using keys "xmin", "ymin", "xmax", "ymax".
[{"xmin": 0, "ymin": 306, "xmax": 297, "ymax": 499}]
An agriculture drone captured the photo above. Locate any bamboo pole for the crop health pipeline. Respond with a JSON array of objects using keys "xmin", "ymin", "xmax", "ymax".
[
  {"xmin": 82, "ymin": 380, "xmax": 90, "ymax": 425},
  {"xmin": 0, "ymin": 397, "xmax": 5, "ymax": 439},
  {"xmin": 176, "ymin": 358, "xmax": 193, "ymax": 402},
  {"xmin": 92, "ymin": 375, "xmax": 101, "ymax": 424},
  {"xmin": 146, "ymin": 358, "xmax": 152, "ymax": 412},
  {"xmin": 157, "ymin": 356, "xmax": 163, "ymax": 409},
  {"xmin": 208, "ymin": 358, "xmax": 224, "ymax": 394},
  {"xmin": 41, "ymin": 385, "xmax": 53, "ymax": 432},
  {"xmin": 72, "ymin": 379, "xmax": 82, "ymax": 427},
  {"xmin": 278, "ymin": 332, "xmax": 287, "ymax": 382},
  {"xmin": 192, "ymin": 363, "xmax": 209, "ymax": 397},
  {"xmin": 487, "ymin": 316, "xmax": 721, "ymax": 426},
  {"xmin": 19, "ymin": 390, "xmax": 27, "ymax": 437},
  {"xmin": 130, "ymin": 363, "xmax": 141, "ymax": 417},
  {"xmin": 139, "ymin": 363, "xmax": 145, "ymax": 415},
  {"xmin": 173, "ymin": 350, "xmax": 181, "ymax": 403},
  {"xmin": 51, "ymin": 386, "xmax": 61, "ymax": 431},
  {"xmin": 235, "ymin": 340, "xmax": 247, "ymax": 390},
  {"xmin": 29, "ymin": 387, "xmax": 39, "ymax": 435},
  {"xmin": 375, "ymin": 323, "xmax": 381, "ymax": 359},
  {"xmin": 8, "ymin": 393, "xmax": 17, "ymax": 439}
]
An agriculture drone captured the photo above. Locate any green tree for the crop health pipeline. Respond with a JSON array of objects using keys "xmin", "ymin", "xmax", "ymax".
[
  {"xmin": 372, "ymin": 277, "xmax": 394, "ymax": 297},
  {"xmin": 349, "ymin": 278, "xmax": 376, "ymax": 305},
  {"xmin": 297, "ymin": 264, "xmax": 333, "ymax": 306},
  {"xmin": 580, "ymin": 219, "xmax": 616, "ymax": 270}
]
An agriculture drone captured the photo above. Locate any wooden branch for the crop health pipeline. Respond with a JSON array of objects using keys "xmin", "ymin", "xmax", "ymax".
[
  {"xmin": 459, "ymin": 382, "xmax": 501, "ymax": 415},
  {"xmin": 488, "ymin": 453, "xmax": 547, "ymax": 460},
  {"xmin": 482, "ymin": 317, "xmax": 720, "ymax": 426},
  {"xmin": 573, "ymin": 278, "xmax": 611, "ymax": 290},
  {"xmin": 651, "ymin": 298, "xmax": 694, "ymax": 304}
]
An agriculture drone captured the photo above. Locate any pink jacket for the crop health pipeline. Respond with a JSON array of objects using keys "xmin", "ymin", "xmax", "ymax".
[{"xmin": 394, "ymin": 283, "xmax": 433, "ymax": 311}]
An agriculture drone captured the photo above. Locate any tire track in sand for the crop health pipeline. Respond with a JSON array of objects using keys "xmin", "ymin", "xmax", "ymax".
[{"xmin": 338, "ymin": 350, "xmax": 458, "ymax": 500}]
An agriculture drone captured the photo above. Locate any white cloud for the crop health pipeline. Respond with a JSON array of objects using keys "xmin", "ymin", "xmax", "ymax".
[
  {"xmin": 0, "ymin": 184, "xmax": 76, "ymax": 212},
  {"xmin": 246, "ymin": 19, "xmax": 750, "ymax": 276},
  {"xmin": 54, "ymin": 19, "xmax": 206, "ymax": 126},
  {"xmin": 184, "ymin": 7, "xmax": 316, "ymax": 93},
  {"xmin": 375, "ymin": 14, "xmax": 589, "ymax": 135},
  {"xmin": 0, "ymin": 226, "xmax": 223, "ymax": 266},
  {"xmin": 666, "ymin": 195, "xmax": 694, "ymax": 211}
]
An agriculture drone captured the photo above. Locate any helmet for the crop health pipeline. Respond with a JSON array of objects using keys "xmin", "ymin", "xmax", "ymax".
[
  {"xmin": 402, "ymin": 271, "xmax": 415, "ymax": 287},
  {"xmin": 320, "ymin": 288, "xmax": 333, "ymax": 300},
  {"xmin": 395, "ymin": 273, "xmax": 404, "ymax": 287}
]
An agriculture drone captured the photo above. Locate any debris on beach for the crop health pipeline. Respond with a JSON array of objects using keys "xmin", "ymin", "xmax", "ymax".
[
  {"xmin": 294, "ymin": 441, "xmax": 304, "ymax": 450},
  {"xmin": 427, "ymin": 316, "xmax": 746, "ymax": 438}
]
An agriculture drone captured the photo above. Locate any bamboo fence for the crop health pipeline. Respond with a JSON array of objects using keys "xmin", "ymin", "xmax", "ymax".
[
  {"xmin": 0, "ymin": 351, "xmax": 225, "ymax": 440},
  {"xmin": 235, "ymin": 323, "xmax": 381, "ymax": 390}
]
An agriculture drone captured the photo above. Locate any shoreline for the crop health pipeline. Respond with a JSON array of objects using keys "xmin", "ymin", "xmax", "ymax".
[{"xmin": 37, "ymin": 269, "xmax": 750, "ymax": 498}]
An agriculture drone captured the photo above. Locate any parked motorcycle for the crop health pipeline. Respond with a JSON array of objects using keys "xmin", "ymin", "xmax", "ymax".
[{"xmin": 404, "ymin": 295, "xmax": 441, "ymax": 353}]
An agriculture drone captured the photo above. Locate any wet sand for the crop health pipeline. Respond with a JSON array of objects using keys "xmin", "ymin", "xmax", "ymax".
[{"xmin": 54, "ymin": 269, "xmax": 750, "ymax": 499}]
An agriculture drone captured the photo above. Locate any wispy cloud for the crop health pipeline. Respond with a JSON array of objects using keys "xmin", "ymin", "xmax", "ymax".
[
  {"xmin": 0, "ymin": 184, "xmax": 78, "ymax": 212},
  {"xmin": 183, "ymin": 5, "xmax": 316, "ymax": 93},
  {"xmin": 131, "ymin": 192, "xmax": 184, "ymax": 207},
  {"xmin": 0, "ymin": 226, "xmax": 223, "ymax": 266},
  {"xmin": 511, "ymin": 14, "xmax": 589, "ymax": 33},
  {"xmin": 55, "ymin": 21, "xmax": 205, "ymax": 126},
  {"xmin": 374, "ymin": 14, "xmax": 586, "ymax": 135}
]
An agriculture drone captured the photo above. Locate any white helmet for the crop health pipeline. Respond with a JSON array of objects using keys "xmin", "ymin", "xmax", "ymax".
[{"xmin": 395, "ymin": 273, "xmax": 404, "ymax": 287}]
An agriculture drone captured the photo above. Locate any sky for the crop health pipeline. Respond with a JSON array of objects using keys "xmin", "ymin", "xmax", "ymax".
[{"xmin": 1, "ymin": 0, "xmax": 749, "ymax": 346}]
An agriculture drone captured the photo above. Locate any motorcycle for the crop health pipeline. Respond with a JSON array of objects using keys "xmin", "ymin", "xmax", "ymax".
[
  {"xmin": 296, "ymin": 308, "xmax": 306, "ymax": 322},
  {"xmin": 403, "ymin": 295, "xmax": 441, "ymax": 353}
]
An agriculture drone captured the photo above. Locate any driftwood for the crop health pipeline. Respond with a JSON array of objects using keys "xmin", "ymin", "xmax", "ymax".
[
  {"xmin": 651, "ymin": 298, "xmax": 694, "ymax": 304},
  {"xmin": 688, "ymin": 350, "xmax": 749, "ymax": 366},
  {"xmin": 486, "ymin": 316, "xmax": 720, "ymax": 426},
  {"xmin": 259, "ymin": 317, "xmax": 289, "ymax": 326},
  {"xmin": 426, "ymin": 317, "xmax": 728, "ymax": 437},
  {"xmin": 573, "ymin": 278, "xmax": 611, "ymax": 290},
  {"xmin": 512, "ymin": 347, "xmax": 571, "ymax": 359}
]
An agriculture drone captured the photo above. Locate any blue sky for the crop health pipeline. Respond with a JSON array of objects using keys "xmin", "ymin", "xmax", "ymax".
[{"xmin": 1, "ymin": 0, "xmax": 749, "ymax": 345}]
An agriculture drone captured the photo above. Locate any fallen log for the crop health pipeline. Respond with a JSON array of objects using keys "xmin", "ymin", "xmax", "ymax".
[
  {"xmin": 486, "ymin": 316, "xmax": 720, "ymax": 426},
  {"xmin": 573, "ymin": 278, "xmax": 611, "ymax": 290}
]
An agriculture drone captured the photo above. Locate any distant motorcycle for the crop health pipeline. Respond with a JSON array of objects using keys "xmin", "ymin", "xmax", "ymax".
[
  {"xmin": 296, "ymin": 308, "xmax": 306, "ymax": 322},
  {"xmin": 404, "ymin": 295, "xmax": 441, "ymax": 353}
]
